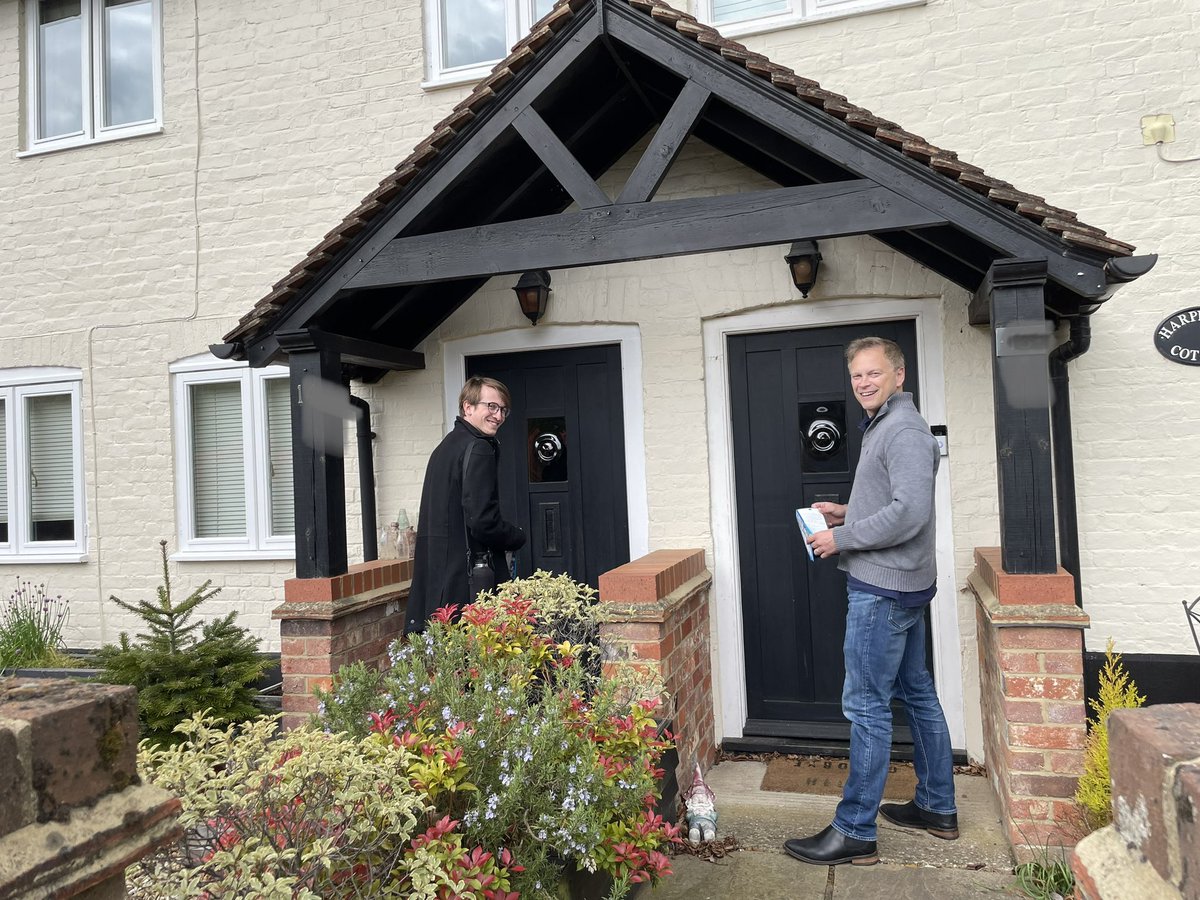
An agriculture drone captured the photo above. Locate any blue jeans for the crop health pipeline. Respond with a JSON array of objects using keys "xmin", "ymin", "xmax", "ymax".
[{"xmin": 832, "ymin": 589, "xmax": 956, "ymax": 841}]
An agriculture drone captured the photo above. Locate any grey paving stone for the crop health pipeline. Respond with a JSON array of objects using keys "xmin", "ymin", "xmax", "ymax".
[{"xmin": 833, "ymin": 863, "xmax": 1024, "ymax": 898}]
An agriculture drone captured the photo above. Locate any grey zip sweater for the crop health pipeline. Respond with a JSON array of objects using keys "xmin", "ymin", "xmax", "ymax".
[{"xmin": 832, "ymin": 391, "xmax": 939, "ymax": 593}]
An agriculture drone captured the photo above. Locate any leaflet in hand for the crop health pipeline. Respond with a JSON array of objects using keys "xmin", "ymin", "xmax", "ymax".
[{"xmin": 795, "ymin": 507, "xmax": 830, "ymax": 561}]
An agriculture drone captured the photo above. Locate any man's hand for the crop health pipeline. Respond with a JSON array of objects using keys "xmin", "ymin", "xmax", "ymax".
[
  {"xmin": 807, "ymin": 528, "xmax": 839, "ymax": 559},
  {"xmin": 811, "ymin": 501, "xmax": 847, "ymax": 527}
]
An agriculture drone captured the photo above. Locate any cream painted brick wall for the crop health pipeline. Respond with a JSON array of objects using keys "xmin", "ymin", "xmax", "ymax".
[{"xmin": 2, "ymin": 0, "xmax": 1197, "ymax": 698}]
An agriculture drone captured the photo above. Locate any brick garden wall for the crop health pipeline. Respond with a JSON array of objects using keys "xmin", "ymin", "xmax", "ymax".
[
  {"xmin": 597, "ymin": 549, "xmax": 716, "ymax": 796},
  {"xmin": 274, "ymin": 557, "xmax": 412, "ymax": 730},
  {"xmin": 969, "ymin": 547, "xmax": 1090, "ymax": 860}
]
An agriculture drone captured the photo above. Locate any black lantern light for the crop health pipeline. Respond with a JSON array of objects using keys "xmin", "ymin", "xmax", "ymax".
[
  {"xmin": 513, "ymin": 269, "xmax": 552, "ymax": 325},
  {"xmin": 784, "ymin": 240, "xmax": 823, "ymax": 298}
]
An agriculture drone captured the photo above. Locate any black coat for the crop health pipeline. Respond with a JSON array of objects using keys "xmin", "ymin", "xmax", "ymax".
[{"xmin": 405, "ymin": 417, "xmax": 525, "ymax": 633}]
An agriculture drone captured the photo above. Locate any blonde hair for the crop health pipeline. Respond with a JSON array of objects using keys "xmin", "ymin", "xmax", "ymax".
[{"xmin": 459, "ymin": 376, "xmax": 511, "ymax": 414}]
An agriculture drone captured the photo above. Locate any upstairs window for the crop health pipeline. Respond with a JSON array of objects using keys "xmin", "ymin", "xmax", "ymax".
[
  {"xmin": 170, "ymin": 357, "xmax": 294, "ymax": 560},
  {"xmin": 0, "ymin": 369, "xmax": 87, "ymax": 563},
  {"xmin": 23, "ymin": 0, "xmax": 162, "ymax": 153},
  {"xmin": 697, "ymin": 0, "xmax": 924, "ymax": 37},
  {"xmin": 425, "ymin": 0, "xmax": 555, "ymax": 86}
]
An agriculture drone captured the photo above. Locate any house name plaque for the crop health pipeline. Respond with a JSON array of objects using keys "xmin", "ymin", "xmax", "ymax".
[{"xmin": 1155, "ymin": 307, "xmax": 1200, "ymax": 366}]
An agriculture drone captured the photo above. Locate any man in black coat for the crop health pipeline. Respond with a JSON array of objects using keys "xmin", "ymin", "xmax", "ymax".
[{"xmin": 404, "ymin": 376, "xmax": 526, "ymax": 634}]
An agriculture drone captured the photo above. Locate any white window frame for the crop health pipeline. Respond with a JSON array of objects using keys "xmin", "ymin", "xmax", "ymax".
[
  {"xmin": 170, "ymin": 356, "xmax": 294, "ymax": 561},
  {"xmin": 0, "ymin": 368, "xmax": 87, "ymax": 564},
  {"xmin": 423, "ymin": 0, "xmax": 549, "ymax": 88},
  {"xmin": 695, "ymin": 0, "xmax": 924, "ymax": 40},
  {"xmin": 20, "ymin": 0, "xmax": 164, "ymax": 156}
]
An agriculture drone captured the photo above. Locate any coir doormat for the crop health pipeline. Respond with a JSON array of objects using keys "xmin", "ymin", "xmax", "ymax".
[{"xmin": 760, "ymin": 756, "xmax": 917, "ymax": 800}]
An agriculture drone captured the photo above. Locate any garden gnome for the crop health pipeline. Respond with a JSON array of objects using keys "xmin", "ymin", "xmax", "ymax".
[{"xmin": 684, "ymin": 762, "xmax": 718, "ymax": 843}]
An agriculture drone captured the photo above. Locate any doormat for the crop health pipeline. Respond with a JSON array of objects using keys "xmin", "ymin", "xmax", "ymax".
[{"xmin": 760, "ymin": 756, "xmax": 918, "ymax": 800}]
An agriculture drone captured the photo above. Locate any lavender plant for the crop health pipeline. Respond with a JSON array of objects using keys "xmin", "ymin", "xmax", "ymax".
[{"xmin": 0, "ymin": 577, "xmax": 73, "ymax": 670}]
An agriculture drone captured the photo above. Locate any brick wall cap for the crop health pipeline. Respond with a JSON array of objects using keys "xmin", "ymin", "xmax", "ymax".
[
  {"xmin": 596, "ymin": 570, "xmax": 712, "ymax": 624},
  {"xmin": 973, "ymin": 547, "xmax": 1078, "ymax": 606},
  {"xmin": 968, "ymin": 571, "xmax": 1089, "ymax": 629},
  {"xmin": 273, "ymin": 584, "xmax": 409, "ymax": 622}
]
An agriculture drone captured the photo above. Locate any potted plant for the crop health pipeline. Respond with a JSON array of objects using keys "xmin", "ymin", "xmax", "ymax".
[{"xmin": 0, "ymin": 577, "xmax": 92, "ymax": 676}]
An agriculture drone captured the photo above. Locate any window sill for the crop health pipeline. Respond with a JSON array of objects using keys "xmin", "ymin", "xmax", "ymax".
[
  {"xmin": 169, "ymin": 549, "xmax": 296, "ymax": 563},
  {"xmin": 421, "ymin": 67, "xmax": 494, "ymax": 91},
  {"xmin": 0, "ymin": 553, "xmax": 88, "ymax": 564},
  {"xmin": 705, "ymin": 0, "xmax": 925, "ymax": 40},
  {"xmin": 17, "ymin": 122, "xmax": 164, "ymax": 159}
]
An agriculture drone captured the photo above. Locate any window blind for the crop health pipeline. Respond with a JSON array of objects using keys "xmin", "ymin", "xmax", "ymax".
[
  {"xmin": 0, "ymin": 399, "xmax": 8, "ymax": 540},
  {"xmin": 26, "ymin": 393, "xmax": 75, "ymax": 541},
  {"xmin": 190, "ymin": 381, "xmax": 246, "ymax": 538},
  {"xmin": 711, "ymin": 0, "xmax": 787, "ymax": 23},
  {"xmin": 264, "ymin": 378, "xmax": 294, "ymax": 537}
]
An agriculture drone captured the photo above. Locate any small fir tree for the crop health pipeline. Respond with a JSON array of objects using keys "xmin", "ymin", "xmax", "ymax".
[
  {"xmin": 97, "ymin": 541, "xmax": 268, "ymax": 745},
  {"xmin": 1075, "ymin": 639, "xmax": 1146, "ymax": 831}
]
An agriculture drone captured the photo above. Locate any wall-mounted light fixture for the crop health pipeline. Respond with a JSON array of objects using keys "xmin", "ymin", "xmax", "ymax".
[
  {"xmin": 784, "ymin": 240, "xmax": 822, "ymax": 298},
  {"xmin": 513, "ymin": 269, "xmax": 552, "ymax": 325}
]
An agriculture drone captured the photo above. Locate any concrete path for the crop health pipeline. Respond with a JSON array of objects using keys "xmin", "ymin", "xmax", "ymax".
[{"xmin": 647, "ymin": 761, "xmax": 1022, "ymax": 899}]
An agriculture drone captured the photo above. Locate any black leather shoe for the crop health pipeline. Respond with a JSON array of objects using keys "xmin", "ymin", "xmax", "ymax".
[
  {"xmin": 878, "ymin": 799, "xmax": 959, "ymax": 840},
  {"xmin": 783, "ymin": 825, "xmax": 878, "ymax": 866}
]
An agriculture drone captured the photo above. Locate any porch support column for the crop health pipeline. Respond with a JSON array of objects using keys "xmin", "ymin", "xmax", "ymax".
[
  {"xmin": 984, "ymin": 258, "xmax": 1057, "ymax": 574},
  {"xmin": 284, "ymin": 339, "xmax": 348, "ymax": 579}
]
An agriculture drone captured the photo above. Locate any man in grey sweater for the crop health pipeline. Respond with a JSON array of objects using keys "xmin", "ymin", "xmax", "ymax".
[{"xmin": 785, "ymin": 337, "xmax": 958, "ymax": 867}]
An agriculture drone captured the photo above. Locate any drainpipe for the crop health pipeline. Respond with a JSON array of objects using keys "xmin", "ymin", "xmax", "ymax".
[
  {"xmin": 350, "ymin": 396, "xmax": 378, "ymax": 562},
  {"xmin": 1049, "ymin": 314, "xmax": 1091, "ymax": 608}
]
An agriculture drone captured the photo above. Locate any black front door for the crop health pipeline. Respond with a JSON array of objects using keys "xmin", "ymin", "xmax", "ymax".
[
  {"xmin": 729, "ymin": 320, "xmax": 929, "ymax": 743},
  {"xmin": 466, "ymin": 344, "xmax": 629, "ymax": 587}
]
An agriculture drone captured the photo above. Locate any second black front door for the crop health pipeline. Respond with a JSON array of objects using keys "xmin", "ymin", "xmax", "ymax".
[
  {"xmin": 729, "ymin": 320, "xmax": 930, "ymax": 744},
  {"xmin": 466, "ymin": 344, "xmax": 629, "ymax": 587}
]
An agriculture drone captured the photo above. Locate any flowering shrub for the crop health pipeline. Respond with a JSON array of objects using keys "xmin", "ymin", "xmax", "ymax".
[
  {"xmin": 131, "ymin": 713, "xmax": 526, "ymax": 899},
  {"xmin": 319, "ymin": 594, "xmax": 681, "ymax": 898},
  {"xmin": 0, "ymin": 577, "xmax": 73, "ymax": 670}
]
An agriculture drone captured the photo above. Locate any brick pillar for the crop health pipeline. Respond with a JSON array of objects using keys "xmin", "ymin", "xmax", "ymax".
[
  {"xmin": 0, "ymin": 680, "xmax": 181, "ymax": 898},
  {"xmin": 597, "ymin": 549, "xmax": 715, "ymax": 794},
  {"xmin": 1072, "ymin": 704, "xmax": 1200, "ymax": 899},
  {"xmin": 969, "ymin": 546, "xmax": 1089, "ymax": 861},
  {"xmin": 274, "ymin": 557, "xmax": 412, "ymax": 730}
]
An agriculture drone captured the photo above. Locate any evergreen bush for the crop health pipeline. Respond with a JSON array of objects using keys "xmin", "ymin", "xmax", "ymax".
[
  {"xmin": 1074, "ymin": 639, "xmax": 1146, "ymax": 831},
  {"xmin": 96, "ymin": 540, "xmax": 268, "ymax": 745}
]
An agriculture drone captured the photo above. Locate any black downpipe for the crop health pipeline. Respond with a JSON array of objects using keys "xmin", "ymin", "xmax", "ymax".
[
  {"xmin": 350, "ymin": 396, "xmax": 378, "ymax": 562},
  {"xmin": 1049, "ymin": 315, "xmax": 1091, "ymax": 608}
]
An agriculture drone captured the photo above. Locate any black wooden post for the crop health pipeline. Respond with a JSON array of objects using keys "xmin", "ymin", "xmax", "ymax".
[
  {"xmin": 284, "ymin": 340, "xmax": 348, "ymax": 579},
  {"xmin": 984, "ymin": 259, "xmax": 1057, "ymax": 574}
]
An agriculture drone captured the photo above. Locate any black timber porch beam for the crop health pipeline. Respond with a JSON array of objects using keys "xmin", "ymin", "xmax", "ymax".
[
  {"xmin": 617, "ymin": 80, "xmax": 711, "ymax": 204},
  {"xmin": 305, "ymin": 327, "xmax": 425, "ymax": 371},
  {"xmin": 345, "ymin": 180, "xmax": 946, "ymax": 288},
  {"xmin": 278, "ymin": 332, "xmax": 349, "ymax": 579},
  {"xmin": 513, "ymin": 108, "xmax": 611, "ymax": 210},
  {"xmin": 985, "ymin": 259, "xmax": 1057, "ymax": 575},
  {"xmin": 245, "ymin": 10, "xmax": 604, "ymax": 367},
  {"xmin": 604, "ymin": 7, "xmax": 1109, "ymax": 301}
]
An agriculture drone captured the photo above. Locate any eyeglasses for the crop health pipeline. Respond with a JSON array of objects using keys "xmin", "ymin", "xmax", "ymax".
[{"xmin": 475, "ymin": 401, "xmax": 510, "ymax": 418}]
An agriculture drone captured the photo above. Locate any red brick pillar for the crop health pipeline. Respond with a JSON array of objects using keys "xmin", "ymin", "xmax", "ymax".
[
  {"xmin": 0, "ymin": 680, "xmax": 181, "ymax": 897},
  {"xmin": 273, "ymin": 557, "xmax": 412, "ymax": 730},
  {"xmin": 1072, "ymin": 704, "xmax": 1200, "ymax": 899},
  {"xmin": 597, "ymin": 549, "xmax": 715, "ymax": 792},
  {"xmin": 969, "ymin": 547, "xmax": 1089, "ymax": 861}
]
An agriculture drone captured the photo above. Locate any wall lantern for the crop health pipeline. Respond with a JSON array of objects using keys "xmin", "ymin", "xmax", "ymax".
[
  {"xmin": 784, "ymin": 240, "xmax": 823, "ymax": 297},
  {"xmin": 513, "ymin": 269, "xmax": 552, "ymax": 325}
]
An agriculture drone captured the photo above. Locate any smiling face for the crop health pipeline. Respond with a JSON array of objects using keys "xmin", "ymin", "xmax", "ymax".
[
  {"xmin": 462, "ymin": 384, "xmax": 509, "ymax": 437},
  {"xmin": 849, "ymin": 346, "xmax": 905, "ymax": 417}
]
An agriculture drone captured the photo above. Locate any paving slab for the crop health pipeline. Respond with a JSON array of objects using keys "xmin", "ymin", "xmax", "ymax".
[{"xmin": 833, "ymin": 863, "xmax": 1023, "ymax": 898}]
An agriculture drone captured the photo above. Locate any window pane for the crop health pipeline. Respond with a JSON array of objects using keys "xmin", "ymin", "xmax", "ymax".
[
  {"xmin": 264, "ymin": 378, "xmax": 294, "ymax": 537},
  {"xmin": 0, "ymin": 399, "xmax": 8, "ymax": 544},
  {"xmin": 441, "ymin": 0, "xmax": 505, "ymax": 69},
  {"xmin": 190, "ymin": 381, "xmax": 246, "ymax": 538},
  {"xmin": 712, "ymin": 0, "xmax": 787, "ymax": 23},
  {"xmin": 533, "ymin": 0, "xmax": 554, "ymax": 21},
  {"xmin": 103, "ymin": 0, "xmax": 154, "ymax": 127},
  {"xmin": 38, "ymin": 0, "xmax": 84, "ymax": 139},
  {"xmin": 26, "ymin": 393, "xmax": 75, "ymax": 542}
]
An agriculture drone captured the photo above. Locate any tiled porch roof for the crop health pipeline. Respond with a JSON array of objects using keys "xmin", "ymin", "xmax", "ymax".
[{"xmin": 226, "ymin": 0, "xmax": 1136, "ymax": 345}]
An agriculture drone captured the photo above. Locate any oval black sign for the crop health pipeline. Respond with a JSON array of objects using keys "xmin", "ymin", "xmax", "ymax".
[{"xmin": 1154, "ymin": 307, "xmax": 1200, "ymax": 366}]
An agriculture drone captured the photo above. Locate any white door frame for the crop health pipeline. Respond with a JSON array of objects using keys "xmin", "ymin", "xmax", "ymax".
[
  {"xmin": 442, "ymin": 324, "xmax": 650, "ymax": 561},
  {"xmin": 702, "ymin": 297, "xmax": 966, "ymax": 748}
]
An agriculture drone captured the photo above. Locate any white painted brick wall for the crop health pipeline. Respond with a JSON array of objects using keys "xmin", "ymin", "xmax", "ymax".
[{"xmin": 1, "ymin": 0, "xmax": 1196, "ymax": 719}]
